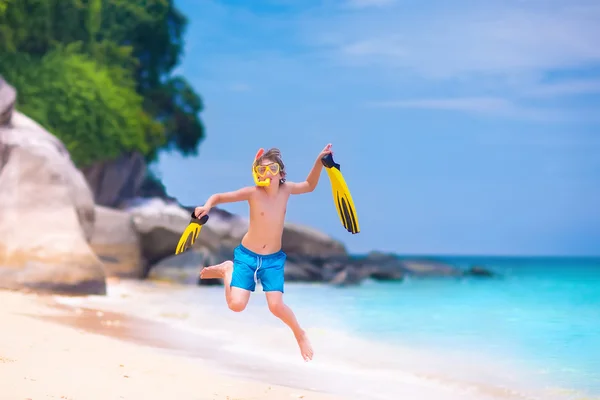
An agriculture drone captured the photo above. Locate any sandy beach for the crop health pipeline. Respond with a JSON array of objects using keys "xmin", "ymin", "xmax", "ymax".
[
  {"xmin": 2, "ymin": 279, "xmax": 596, "ymax": 400},
  {"xmin": 0, "ymin": 288, "xmax": 341, "ymax": 400}
]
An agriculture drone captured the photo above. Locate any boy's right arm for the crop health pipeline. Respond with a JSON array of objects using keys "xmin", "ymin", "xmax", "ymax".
[{"xmin": 194, "ymin": 186, "xmax": 255, "ymax": 218}]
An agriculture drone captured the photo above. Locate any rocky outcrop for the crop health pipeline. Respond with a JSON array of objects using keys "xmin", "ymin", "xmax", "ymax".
[
  {"xmin": 89, "ymin": 206, "xmax": 144, "ymax": 279},
  {"xmin": 81, "ymin": 152, "xmax": 148, "ymax": 208},
  {"xmin": 135, "ymin": 198, "xmax": 488, "ymax": 287},
  {"xmin": 123, "ymin": 197, "xmax": 350, "ymax": 281},
  {"xmin": 276, "ymin": 252, "xmax": 462, "ymax": 286},
  {"xmin": 0, "ymin": 103, "xmax": 106, "ymax": 295},
  {"xmin": 80, "ymin": 149, "xmax": 177, "ymax": 209},
  {"xmin": 0, "ymin": 77, "xmax": 16, "ymax": 125}
]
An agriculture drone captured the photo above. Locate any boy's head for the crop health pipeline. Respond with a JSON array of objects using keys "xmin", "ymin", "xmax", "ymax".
[{"xmin": 253, "ymin": 147, "xmax": 286, "ymax": 185}]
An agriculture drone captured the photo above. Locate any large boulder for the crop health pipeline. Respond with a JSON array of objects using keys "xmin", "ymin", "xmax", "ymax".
[
  {"xmin": 282, "ymin": 222, "xmax": 347, "ymax": 258},
  {"xmin": 0, "ymin": 105, "xmax": 106, "ymax": 295},
  {"xmin": 89, "ymin": 206, "xmax": 144, "ymax": 278},
  {"xmin": 81, "ymin": 151, "xmax": 147, "ymax": 208},
  {"xmin": 122, "ymin": 197, "xmax": 219, "ymax": 272},
  {"xmin": 0, "ymin": 77, "xmax": 16, "ymax": 125},
  {"xmin": 147, "ymin": 246, "xmax": 222, "ymax": 285}
]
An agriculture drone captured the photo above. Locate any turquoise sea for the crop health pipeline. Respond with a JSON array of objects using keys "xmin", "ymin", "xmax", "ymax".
[
  {"xmin": 62, "ymin": 256, "xmax": 600, "ymax": 400},
  {"xmin": 305, "ymin": 256, "xmax": 600, "ymax": 394}
]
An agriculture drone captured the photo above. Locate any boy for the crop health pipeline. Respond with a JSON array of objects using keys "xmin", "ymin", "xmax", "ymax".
[{"xmin": 195, "ymin": 144, "xmax": 333, "ymax": 362}]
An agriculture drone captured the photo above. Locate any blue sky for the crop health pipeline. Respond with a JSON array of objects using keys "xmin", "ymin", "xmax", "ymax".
[{"xmin": 156, "ymin": 0, "xmax": 600, "ymax": 256}]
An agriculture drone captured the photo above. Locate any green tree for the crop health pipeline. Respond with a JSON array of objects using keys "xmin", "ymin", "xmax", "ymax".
[
  {"xmin": 0, "ymin": 0, "xmax": 204, "ymax": 165},
  {"xmin": 97, "ymin": 0, "xmax": 205, "ymax": 161},
  {"xmin": 0, "ymin": 45, "xmax": 164, "ymax": 167},
  {"xmin": 0, "ymin": 0, "xmax": 12, "ymax": 16}
]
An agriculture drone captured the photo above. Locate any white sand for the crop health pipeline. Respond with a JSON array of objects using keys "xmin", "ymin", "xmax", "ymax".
[{"xmin": 0, "ymin": 289, "xmax": 340, "ymax": 400}]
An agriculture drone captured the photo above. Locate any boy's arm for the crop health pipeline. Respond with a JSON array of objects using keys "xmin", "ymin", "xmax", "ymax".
[
  {"xmin": 289, "ymin": 156, "xmax": 325, "ymax": 195},
  {"xmin": 204, "ymin": 186, "xmax": 255, "ymax": 208}
]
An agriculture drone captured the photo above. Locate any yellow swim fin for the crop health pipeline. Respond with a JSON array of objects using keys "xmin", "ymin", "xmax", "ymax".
[
  {"xmin": 321, "ymin": 153, "xmax": 360, "ymax": 234},
  {"xmin": 175, "ymin": 213, "xmax": 210, "ymax": 255}
]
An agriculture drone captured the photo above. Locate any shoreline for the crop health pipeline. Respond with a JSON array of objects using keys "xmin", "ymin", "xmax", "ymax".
[
  {"xmin": 2, "ymin": 280, "xmax": 597, "ymax": 400},
  {"xmin": 0, "ymin": 288, "xmax": 342, "ymax": 400}
]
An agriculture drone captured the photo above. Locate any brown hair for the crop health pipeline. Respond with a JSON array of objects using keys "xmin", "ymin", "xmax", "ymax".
[{"xmin": 254, "ymin": 147, "xmax": 286, "ymax": 184}]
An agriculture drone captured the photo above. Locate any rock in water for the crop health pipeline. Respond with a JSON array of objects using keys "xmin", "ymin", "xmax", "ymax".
[
  {"xmin": 0, "ymin": 106, "xmax": 106, "ymax": 295},
  {"xmin": 464, "ymin": 265, "xmax": 496, "ymax": 278}
]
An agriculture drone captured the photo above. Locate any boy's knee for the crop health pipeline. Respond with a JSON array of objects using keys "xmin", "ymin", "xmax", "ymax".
[
  {"xmin": 228, "ymin": 299, "xmax": 247, "ymax": 312},
  {"xmin": 267, "ymin": 299, "xmax": 285, "ymax": 316}
]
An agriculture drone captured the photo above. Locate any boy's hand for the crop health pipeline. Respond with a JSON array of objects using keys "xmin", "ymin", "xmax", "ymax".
[
  {"xmin": 194, "ymin": 206, "xmax": 211, "ymax": 219},
  {"xmin": 318, "ymin": 143, "xmax": 333, "ymax": 159}
]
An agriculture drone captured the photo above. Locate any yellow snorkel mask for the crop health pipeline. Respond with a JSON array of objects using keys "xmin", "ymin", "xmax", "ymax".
[{"xmin": 252, "ymin": 148, "xmax": 271, "ymax": 187}]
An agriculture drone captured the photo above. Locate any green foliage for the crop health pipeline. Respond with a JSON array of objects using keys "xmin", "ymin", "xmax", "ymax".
[
  {"xmin": 0, "ymin": 45, "xmax": 165, "ymax": 166},
  {"xmin": 0, "ymin": 0, "xmax": 12, "ymax": 16},
  {"xmin": 0, "ymin": 0, "xmax": 204, "ymax": 166}
]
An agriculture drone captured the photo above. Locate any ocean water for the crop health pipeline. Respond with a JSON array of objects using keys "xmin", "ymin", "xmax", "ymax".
[
  {"xmin": 56, "ymin": 256, "xmax": 600, "ymax": 400},
  {"xmin": 304, "ymin": 256, "xmax": 600, "ymax": 394}
]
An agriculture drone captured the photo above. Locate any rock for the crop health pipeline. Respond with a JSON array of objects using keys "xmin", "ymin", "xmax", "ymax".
[
  {"xmin": 147, "ymin": 247, "xmax": 221, "ymax": 285},
  {"xmin": 89, "ymin": 206, "xmax": 144, "ymax": 278},
  {"xmin": 0, "ymin": 110, "xmax": 105, "ymax": 295},
  {"xmin": 123, "ymin": 198, "xmax": 460, "ymax": 287},
  {"xmin": 0, "ymin": 77, "xmax": 16, "ymax": 125},
  {"xmin": 368, "ymin": 268, "xmax": 405, "ymax": 281},
  {"xmin": 183, "ymin": 206, "xmax": 348, "ymax": 259},
  {"xmin": 137, "ymin": 172, "xmax": 174, "ymax": 200},
  {"xmin": 129, "ymin": 198, "xmax": 350, "ymax": 282},
  {"xmin": 357, "ymin": 252, "xmax": 461, "ymax": 279},
  {"xmin": 284, "ymin": 258, "xmax": 324, "ymax": 282},
  {"xmin": 282, "ymin": 222, "xmax": 347, "ymax": 258},
  {"xmin": 187, "ymin": 207, "xmax": 250, "ymax": 251},
  {"xmin": 464, "ymin": 265, "xmax": 496, "ymax": 278},
  {"xmin": 123, "ymin": 197, "xmax": 197, "ymax": 272},
  {"xmin": 122, "ymin": 198, "xmax": 232, "ymax": 276},
  {"xmin": 329, "ymin": 266, "xmax": 368, "ymax": 286},
  {"xmin": 294, "ymin": 252, "xmax": 459, "ymax": 285},
  {"xmin": 81, "ymin": 151, "xmax": 147, "ymax": 208}
]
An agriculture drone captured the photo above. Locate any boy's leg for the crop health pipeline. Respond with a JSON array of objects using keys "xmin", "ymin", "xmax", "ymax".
[
  {"xmin": 259, "ymin": 255, "xmax": 314, "ymax": 361},
  {"xmin": 200, "ymin": 260, "xmax": 251, "ymax": 312},
  {"xmin": 265, "ymin": 291, "xmax": 313, "ymax": 361}
]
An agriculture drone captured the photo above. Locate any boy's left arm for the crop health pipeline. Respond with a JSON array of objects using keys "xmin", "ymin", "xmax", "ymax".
[{"xmin": 289, "ymin": 144, "xmax": 332, "ymax": 195}]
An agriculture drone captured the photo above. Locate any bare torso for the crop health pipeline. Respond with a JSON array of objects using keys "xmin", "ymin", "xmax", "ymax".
[{"xmin": 241, "ymin": 184, "xmax": 291, "ymax": 255}]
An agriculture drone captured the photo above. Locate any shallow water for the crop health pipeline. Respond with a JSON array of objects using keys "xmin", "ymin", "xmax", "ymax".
[{"xmin": 54, "ymin": 256, "xmax": 600, "ymax": 400}]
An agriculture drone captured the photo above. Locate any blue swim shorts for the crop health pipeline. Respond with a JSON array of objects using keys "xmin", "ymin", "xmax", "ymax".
[{"xmin": 230, "ymin": 244, "xmax": 287, "ymax": 293}]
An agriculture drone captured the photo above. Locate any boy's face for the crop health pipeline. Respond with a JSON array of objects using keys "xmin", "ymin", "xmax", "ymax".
[{"xmin": 255, "ymin": 159, "xmax": 281, "ymax": 182}]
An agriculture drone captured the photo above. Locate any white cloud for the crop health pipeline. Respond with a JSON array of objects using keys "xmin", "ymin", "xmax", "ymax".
[
  {"xmin": 183, "ymin": 0, "xmax": 600, "ymax": 122},
  {"xmin": 303, "ymin": 1, "xmax": 600, "ymax": 79}
]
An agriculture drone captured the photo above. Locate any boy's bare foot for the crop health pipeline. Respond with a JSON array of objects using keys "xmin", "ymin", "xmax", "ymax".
[
  {"xmin": 200, "ymin": 261, "xmax": 232, "ymax": 279},
  {"xmin": 295, "ymin": 330, "xmax": 314, "ymax": 362}
]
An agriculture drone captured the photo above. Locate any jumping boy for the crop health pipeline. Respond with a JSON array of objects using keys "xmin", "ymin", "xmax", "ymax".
[{"xmin": 195, "ymin": 144, "xmax": 333, "ymax": 362}]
